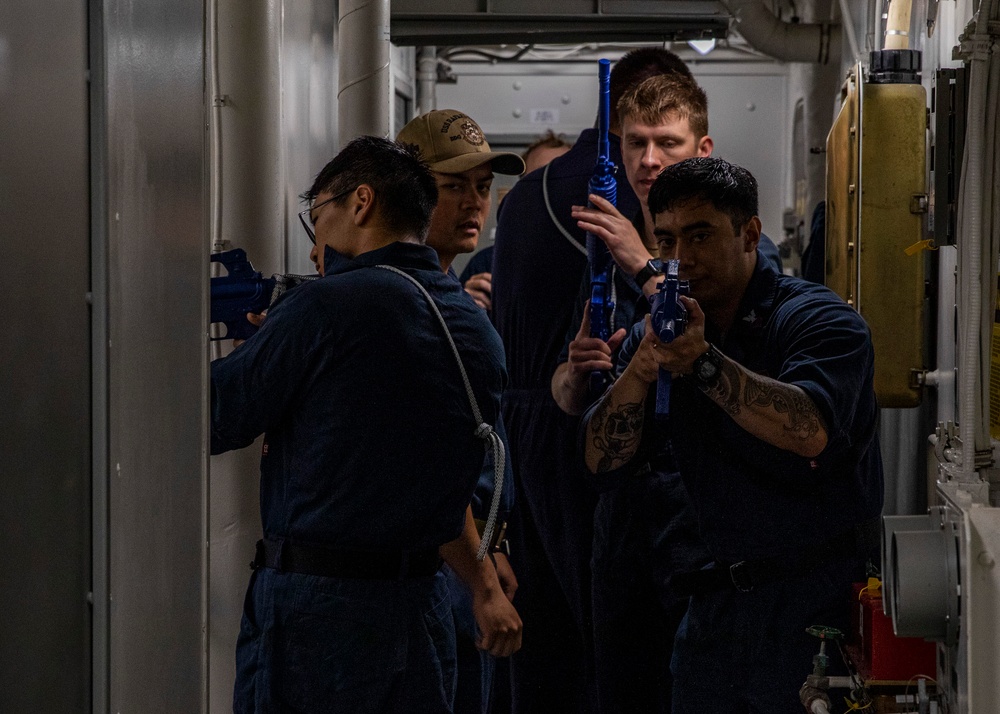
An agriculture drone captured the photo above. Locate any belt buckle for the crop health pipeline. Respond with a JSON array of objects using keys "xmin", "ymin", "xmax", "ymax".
[{"xmin": 729, "ymin": 561, "xmax": 754, "ymax": 593}]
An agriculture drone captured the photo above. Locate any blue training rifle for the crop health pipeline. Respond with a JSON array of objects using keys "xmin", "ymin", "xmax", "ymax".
[
  {"xmin": 586, "ymin": 58, "xmax": 618, "ymax": 389},
  {"xmin": 210, "ymin": 248, "xmax": 317, "ymax": 341},
  {"xmin": 649, "ymin": 259, "xmax": 690, "ymax": 418}
]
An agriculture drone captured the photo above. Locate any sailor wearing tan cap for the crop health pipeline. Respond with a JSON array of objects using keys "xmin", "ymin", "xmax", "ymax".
[
  {"xmin": 397, "ymin": 110, "xmax": 524, "ymax": 714},
  {"xmin": 398, "ymin": 110, "xmax": 524, "ymax": 311}
]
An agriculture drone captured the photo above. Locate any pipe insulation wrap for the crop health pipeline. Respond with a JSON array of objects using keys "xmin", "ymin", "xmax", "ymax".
[
  {"xmin": 338, "ymin": 0, "xmax": 391, "ymax": 145},
  {"xmin": 884, "ymin": 0, "xmax": 913, "ymax": 50},
  {"xmin": 723, "ymin": 0, "xmax": 839, "ymax": 64}
]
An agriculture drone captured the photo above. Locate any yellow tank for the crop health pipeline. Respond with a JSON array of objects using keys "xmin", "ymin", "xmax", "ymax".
[{"xmin": 826, "ymin": 63, "xmax": 927, "ymax": 408}]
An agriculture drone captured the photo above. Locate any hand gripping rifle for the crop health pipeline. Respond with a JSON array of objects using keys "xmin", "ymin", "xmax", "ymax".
[
  {"xmin": 210, "ymin": 248, "xmax": 317, "ymax": 341},
  {"xmin": 586, "ymin": 58, "xmax": 618, "ymax": 390},
  {"xmin": 648, "ymin": 259, "xmax": 689, "ymax": 418}
]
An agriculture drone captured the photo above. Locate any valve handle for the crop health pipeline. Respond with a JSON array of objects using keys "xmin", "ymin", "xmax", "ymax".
[{"xmin": 806, "ymin": 626, "xmax": 844, "ymax": 641}]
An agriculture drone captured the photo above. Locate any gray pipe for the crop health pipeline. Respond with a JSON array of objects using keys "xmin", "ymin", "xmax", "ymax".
[
  {"xmin": 724, "ymin": 0, "xmax": 840, "ymax": 64},
  {"xmin": 338, "ymin": 0, "xmax": 391, "ymax": 145},
  {"xmin": 417, "ymin": 46, "xmax": 437, "ymax": 115}
]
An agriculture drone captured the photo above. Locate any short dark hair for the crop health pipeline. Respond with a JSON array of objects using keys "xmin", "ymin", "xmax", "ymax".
[
  {"xmin": 648, "ymin": 157, "xmax": 759, "ymax": 233},
  {"xmin": 609, "ymin": 48, "xmax": 693, "ymax": 127},
  {"xmin": 521, "ymin": 130, "xmax": 571, "ymax": 160},
  {"xmin": 302, "ymin": 136, "xmax": 438, "ymax": 241}
]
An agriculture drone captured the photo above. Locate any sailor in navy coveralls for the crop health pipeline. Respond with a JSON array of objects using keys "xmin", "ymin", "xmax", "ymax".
[
  {"xmin": 583, "ymin": 157, "xmax": 882, "ymax": 714},
  {"xmin": 212, "ymin": 138, "xmax": 521, "ymax": 714}
]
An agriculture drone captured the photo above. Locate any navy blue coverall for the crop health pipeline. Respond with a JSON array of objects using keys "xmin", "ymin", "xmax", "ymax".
[
  {"xmin": 559, "ymin": 236, "xmax": 688, "ymax": 714},
  {"xmin": 491, "ymin": 128, "xmax": 641, "ymax": 712},
  {"xmin": 211, "ymin": 242, "xmax": 507, "ymax": 714},
  {"xmin": 445, "ymin": 264, "xmax": 516, "ymax": 714},
  {"xmin": 603, "ymin": 257, "xmax": 883, "ymax": 713},
  {"xmin": 559, "ymin": 232, "xmax": 781, "ymax": 714}
]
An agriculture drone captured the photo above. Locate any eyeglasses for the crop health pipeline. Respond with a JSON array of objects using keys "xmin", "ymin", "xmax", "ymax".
[{"xmin": 298, "ymin": 186, "xmax": 355, "ymax": 245}]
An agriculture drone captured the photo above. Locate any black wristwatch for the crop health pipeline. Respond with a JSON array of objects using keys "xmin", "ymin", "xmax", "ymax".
[
  {"xmin": 633, "ymin": 258, "xmax": 663, "ymax": 288},
  {"xmin": 691, "ymin": 344, "xmax": 724, "ymax": 388}
]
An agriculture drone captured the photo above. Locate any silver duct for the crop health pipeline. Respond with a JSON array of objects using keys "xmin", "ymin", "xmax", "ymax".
[
  {"xmin": 338, "ymin": 0, "xmax": 391, "ymax": 144},
  {"xmin": 724, "ymin": 0, "xmax": 840, "ymax": 64}
]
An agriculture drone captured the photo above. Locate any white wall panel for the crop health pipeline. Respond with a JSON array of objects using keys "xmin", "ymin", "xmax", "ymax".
[{"xmin": 437, "ymin": 58, "xmax": 789, "ymax": 265}]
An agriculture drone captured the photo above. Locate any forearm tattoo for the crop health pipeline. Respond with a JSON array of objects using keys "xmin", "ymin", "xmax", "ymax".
[
  {"xmin": 705, "ymin": 360, "xmax": 743, "ymax": 417},
  {"xmin": 589, "ymin": 398, "xmax": 645, "ymax": 472},
  {"xmin": 702, "ymin": 360, "xmax": 823, "ymax": 443}
]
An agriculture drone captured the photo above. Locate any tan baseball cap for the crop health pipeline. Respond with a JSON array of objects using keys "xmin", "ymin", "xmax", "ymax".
[{"xmin": 397, "ymin": 109, "xmax": 525, "ymax": 176}]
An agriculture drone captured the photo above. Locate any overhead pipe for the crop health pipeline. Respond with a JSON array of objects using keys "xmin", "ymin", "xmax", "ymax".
[
  {"xmin": 338, "ymin": 0, "xmax": 391, "ymax": 146},
  {"xmin": 723, "ymin": 0, "xmax": 839, "ymax": 64}
]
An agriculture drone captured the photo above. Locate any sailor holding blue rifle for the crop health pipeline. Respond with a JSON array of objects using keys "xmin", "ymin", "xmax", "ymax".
[
  {"xmin": 555, "ymin": 72, "xmax": 785, "ymax": 714},
  {"xmin": 556, "ymin": 71, "xmax": 714, "ymax": 714},
  {"xmin": 491, "ymin": 48, "xmax": 697, "ymax": 714},
  {"xmin": 582, "ymin": 157, "xmax": 882, "ymax": 713}
]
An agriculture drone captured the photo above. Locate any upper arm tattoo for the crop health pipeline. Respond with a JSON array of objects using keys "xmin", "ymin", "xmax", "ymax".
[{"xmin": 589, "ymin": 397, "xmax": 645, "ymax": 472}]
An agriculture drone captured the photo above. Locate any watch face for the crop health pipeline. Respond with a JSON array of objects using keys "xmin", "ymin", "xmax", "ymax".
[
  {"xmin": 697, "ymin": 360, "xmax": 718, "ymax": 380},
  {"xmin": 694, "ymin": 347, "xmax": 721, "ymax": 384}
]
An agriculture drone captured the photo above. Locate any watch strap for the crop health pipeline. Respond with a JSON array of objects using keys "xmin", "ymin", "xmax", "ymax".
[{"xmin": 634, "ymin": 258, "xmax": 663, "ymax": 288}]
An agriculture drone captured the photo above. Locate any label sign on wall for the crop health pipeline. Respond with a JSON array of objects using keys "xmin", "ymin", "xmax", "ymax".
[{"xmin": 530, "ymin": 109, "xmax": 559, "ymax": 124}]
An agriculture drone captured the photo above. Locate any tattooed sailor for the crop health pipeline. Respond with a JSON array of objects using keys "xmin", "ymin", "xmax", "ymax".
[{"xmin": 582, "ymin": 157, "xmax": 883, "ymax": 714}]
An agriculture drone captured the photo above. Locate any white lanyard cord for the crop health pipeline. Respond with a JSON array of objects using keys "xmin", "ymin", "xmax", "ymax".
[
  {"xmin": 542, "ymin": 162, "xmax": 588, "ymax": 257},
  {"xmin": 375, "ymin": 265, "xmax": 505, "ymax": 561},
  {"xmin": 542, "ymin": 164, "xmax": 618, "ymax": 326}
]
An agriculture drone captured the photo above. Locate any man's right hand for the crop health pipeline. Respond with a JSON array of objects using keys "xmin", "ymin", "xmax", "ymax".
[
  {"xmin": 619, "ymin": 315, "xmax": 663, "ymax": 386},
  {"xmin": 571, "ymin": 194, "xmax": 649, "ymax": 278}
]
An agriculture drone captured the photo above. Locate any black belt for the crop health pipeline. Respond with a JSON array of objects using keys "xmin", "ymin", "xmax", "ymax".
[
  {"xmin": 252, "ymin": 538, "xmax": 442, "ymax": 580},
  {"xmin": 672, "ymin": 519, "xmax": 879, "ymax": 597}
]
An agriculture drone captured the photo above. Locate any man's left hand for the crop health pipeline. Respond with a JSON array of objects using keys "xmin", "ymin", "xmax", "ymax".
[
  {"xmin": 463, "ymin": 272, "xmax": 492, "ymax": 310},
  {"xmin": 473, "ymin": 583, "xmax": 523, "ymax": 657},
  {"xmin": 492, "ymin": 552, "xmax": 518, "ymax": 602}
]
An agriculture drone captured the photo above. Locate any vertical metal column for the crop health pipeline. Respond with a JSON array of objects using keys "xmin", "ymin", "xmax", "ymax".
[
  {"xmin": 102, "ymin": 1, "xmax": 209, "ymax": 710},
  {"xmin": 338, "ymin": 0, "xmax": 391, "ymax": 144},
  {"xmin": 417, "ymin": 45, "xmax": 438, "ymax": 115},
  {"xmin": 90, "ymin": 0, "xmax": 111, "ymax": 709},
  {"xmin": 0, "ymin": 1, "xmax": 91, "ymax": 709}
]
